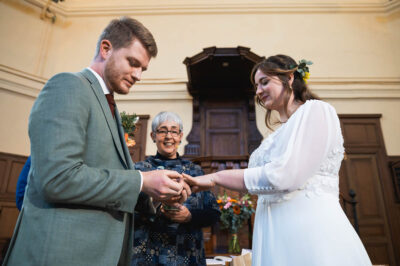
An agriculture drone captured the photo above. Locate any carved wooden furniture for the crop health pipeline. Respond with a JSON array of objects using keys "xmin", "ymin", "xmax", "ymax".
[
  {"xmin": 183, "ymin": 46, "xmax": 264, "ymax": 255},
  {"xmin": 183, "ymin": 46, "xmax": 264, "ymax": 158}
]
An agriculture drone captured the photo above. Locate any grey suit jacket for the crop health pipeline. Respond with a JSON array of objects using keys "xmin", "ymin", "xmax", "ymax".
[{"xmin": 4, "ymin": 69, "xmax": 142, "ymax": 266}]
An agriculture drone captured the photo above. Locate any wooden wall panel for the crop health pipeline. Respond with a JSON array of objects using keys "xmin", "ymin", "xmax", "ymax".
[
  {"xmin": 6, "ymin": 162, "xmax": 24, "ymax": 195},
  {"xmin": 344, "ymin": 155, "xmax": 384, "ymax": 218},
  {"xmin": 0, "ymin": 152, "xmax": 28, "ymax": 258},
  {"xmin": 341, "ymin": 154, "xmax": 394, "ymax": 264},
  {"xmin": 342, "ymin": 124, "xmax": 379, "ymax": 146},
  {"xmin": 339, "ymin": 114, "xmax": 399, "ymax": 266},
  {"xmin": 0, "ymin": 203, "xmax": 19, "ymax": 253},
  {"xmin": 0, "ymin": 153, "xmax": 27, "ymax": 200},
  {"xmin": 204, "ymin": 106, "xmax": 247, "ymax": 157}
]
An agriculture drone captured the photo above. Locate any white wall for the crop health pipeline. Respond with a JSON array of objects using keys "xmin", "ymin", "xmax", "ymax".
[{"xmin": 1, "ymin": 0, "xmax": 399, "ymax": 156}]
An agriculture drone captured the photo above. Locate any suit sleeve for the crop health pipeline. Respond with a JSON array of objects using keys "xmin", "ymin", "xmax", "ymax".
[{"xmin": 28, "ymin": 73, "xmax": 141, "ymax": 213}]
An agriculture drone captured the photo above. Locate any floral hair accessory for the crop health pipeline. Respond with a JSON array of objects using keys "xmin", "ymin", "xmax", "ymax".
[{"xmin": 291, "ymin": 59, "xmax": 313, "ymax": 83}]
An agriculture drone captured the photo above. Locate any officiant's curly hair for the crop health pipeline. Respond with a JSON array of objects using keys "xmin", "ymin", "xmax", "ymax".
[
  {"xmin": 251, "ymin": 54, "xmax": 320, "ymax": 130},
  {"xmin": 95, "ymin": 16, "xmax": 158, "ymax": 58}
]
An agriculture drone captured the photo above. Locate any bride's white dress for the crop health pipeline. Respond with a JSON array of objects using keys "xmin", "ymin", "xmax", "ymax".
[{"xmin": 244, "ymin": 100, "xmax": 372, "ymax": 266}]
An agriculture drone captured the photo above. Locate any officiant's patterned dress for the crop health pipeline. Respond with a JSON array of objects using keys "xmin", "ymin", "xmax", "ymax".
[{"xmin": 131, "ymin": 153, "xmax": 220, "ymax": 266}]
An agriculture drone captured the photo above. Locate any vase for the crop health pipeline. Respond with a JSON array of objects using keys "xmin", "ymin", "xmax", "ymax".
[{"xmin": 228, "ymin": 233, "xmax": 241, "ymax": 254}]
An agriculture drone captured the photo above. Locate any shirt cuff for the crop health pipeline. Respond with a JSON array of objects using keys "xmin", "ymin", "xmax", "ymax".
[{"xmin": 139, "ymin": 170, "xmax": 143, "ymax": 191}]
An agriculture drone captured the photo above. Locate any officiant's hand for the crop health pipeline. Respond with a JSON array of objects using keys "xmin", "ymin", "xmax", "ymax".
[
  {"xmin": 183, "ymin": 173, "xmax": 216, "ymax": 193},
  {"xmin": 161, "ymin": 203, "xmax": 192, "ymax": 223}
]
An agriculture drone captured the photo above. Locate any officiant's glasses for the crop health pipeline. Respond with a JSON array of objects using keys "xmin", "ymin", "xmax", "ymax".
[{"xmin": 156, "ymin": 129, "xmax": 180, "ymax": 137}]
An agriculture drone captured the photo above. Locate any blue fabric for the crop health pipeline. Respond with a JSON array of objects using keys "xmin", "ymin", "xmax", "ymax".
[
  {"xmin": 132, "ymin": 153, "xmax": 221, "ymax": 266},
  {"xmin": 16, "ymin": 156, "xmax": 31, "ymax": 211}
]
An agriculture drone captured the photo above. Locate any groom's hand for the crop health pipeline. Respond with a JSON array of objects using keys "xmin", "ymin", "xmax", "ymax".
[
  {"xmin": 141, "ymin": 170, "xmax": 184, "ymax": 201},
  {"xmin": 162, "ymin": 177, "xmax": 191, "ymax": 204}
]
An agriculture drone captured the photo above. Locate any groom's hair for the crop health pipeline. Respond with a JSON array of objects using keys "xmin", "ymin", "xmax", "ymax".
[{"xmin": 94, "ymin": 16, "xmax": 158, "ymax": 58}]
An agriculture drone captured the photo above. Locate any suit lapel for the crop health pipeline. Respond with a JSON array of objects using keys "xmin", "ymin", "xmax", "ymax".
[{"xmin": 80, "ymin": 69, "xmax": 128, "ymax": 168}]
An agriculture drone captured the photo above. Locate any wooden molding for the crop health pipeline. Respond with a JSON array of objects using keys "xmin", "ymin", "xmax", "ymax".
[
  {"xmin": 0, "ymin": 65, "xmax": 46, "ymax": 98},
  {"xmin": 2, "ymin": 64, "xmax": 400, "ymax": 100},
  {"xmin": 2, "ymin": 65, "xmax": 400, "ymax": 100},
  {"xmin": 24, "ymin": 0, "xmax": 400, "ymax": 16}
]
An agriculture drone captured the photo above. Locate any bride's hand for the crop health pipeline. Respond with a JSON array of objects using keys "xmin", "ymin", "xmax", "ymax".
[{"xmin": 182, "ymin": 173, "xmax": 216, "ymax": 192}]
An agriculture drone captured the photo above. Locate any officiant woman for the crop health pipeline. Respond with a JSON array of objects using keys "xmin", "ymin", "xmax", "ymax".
[{"xmin": 131, "ymin": 111, "xmax": 220, "ymax": 266}]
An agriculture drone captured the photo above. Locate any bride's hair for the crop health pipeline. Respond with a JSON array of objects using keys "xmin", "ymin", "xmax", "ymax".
[{"xmin": 251, "ymin": 54, "xmax": 320, "ymax": 130}]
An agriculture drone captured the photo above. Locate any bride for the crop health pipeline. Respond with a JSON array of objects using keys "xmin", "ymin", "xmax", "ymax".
[{"xmin": 184, "ymin": 54, "xmax": 372, "ymax": 266}]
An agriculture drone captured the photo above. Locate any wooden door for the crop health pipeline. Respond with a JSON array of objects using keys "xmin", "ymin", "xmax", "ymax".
[
  {"xmin": 339, "ymin": 115, "xmax": 398, "ymax": 265},
  {"xmin": 202, "ymin": 101, "xmax": 248, "ymax": 157}
]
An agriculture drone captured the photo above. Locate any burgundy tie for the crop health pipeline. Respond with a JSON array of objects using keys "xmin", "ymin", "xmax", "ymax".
[{"xmin": 105, "ymin": 93, "xmax": 115, "ymax": 118}]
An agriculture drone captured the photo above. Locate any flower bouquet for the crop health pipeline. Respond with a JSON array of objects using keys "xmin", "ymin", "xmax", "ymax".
[
  {"xmin": 217, "ymin": 193, "xmax": 255, "ymax": 253},
  {"xmin": 120, "ymin": 111, "xmax": 139, "ymax": 147}
]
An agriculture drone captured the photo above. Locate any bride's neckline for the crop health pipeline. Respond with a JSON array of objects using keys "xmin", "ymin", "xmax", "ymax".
[
  {"xmin": 261, "ymin": 100, "xmax": 314, "ymax": 144},
  {"xmin": 279, "ymin": 100, "xmax": 307, "ymax": 124}
]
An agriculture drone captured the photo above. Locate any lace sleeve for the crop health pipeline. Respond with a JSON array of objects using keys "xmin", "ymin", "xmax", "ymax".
[{"xmin": 244, "ymin": 100, "xmax": 341, "ymax": 194}]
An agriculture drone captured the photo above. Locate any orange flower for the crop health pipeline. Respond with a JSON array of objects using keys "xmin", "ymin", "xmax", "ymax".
[
  {"xmin": 217, "ymin": 199, "xmax": 222, "ymax": 204},
  {"xmin": 233, "ymin": 205, "xmax": 241, "ymax": 215},
  {"xmin": 126, "ymin": 139, "xmax": 136, "ymax": 147},
  {"xmin": 219, "ymin": 205, "xmax": 223, "ymax": 210},
  {"xmin": 229, "ymin": 199, "xmax": 238, "ymax": 203}
]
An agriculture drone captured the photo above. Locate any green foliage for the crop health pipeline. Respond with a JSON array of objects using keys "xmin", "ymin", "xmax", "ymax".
[
  {"xmin": 120, "ymin": 111, "xmax": 139, "ymax": 136},
  {"xmin": 297, "ymin": 59, "xmax": 313, "ymax": 78}
]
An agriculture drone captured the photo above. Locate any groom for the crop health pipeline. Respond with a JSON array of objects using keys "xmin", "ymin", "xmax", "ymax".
[{"xmin": 4, "ymin": 17, "xmax": 189, "ymax": 266}]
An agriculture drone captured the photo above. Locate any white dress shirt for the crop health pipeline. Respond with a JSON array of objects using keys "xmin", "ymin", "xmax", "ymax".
[{"xmin": 87, "ymin": 67, "xmax": 143, "ymax": 191}]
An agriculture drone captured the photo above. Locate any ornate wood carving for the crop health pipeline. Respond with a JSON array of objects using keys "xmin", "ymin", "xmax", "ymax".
[{"xmin": 183, "ymin": 46, "xmax": 264, "ymax": 158}]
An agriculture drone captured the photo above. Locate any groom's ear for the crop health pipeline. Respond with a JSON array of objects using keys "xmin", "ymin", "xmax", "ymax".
[{"xmin": 99, "ymin": 40, "xmax": 113, "ymax": 60}]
